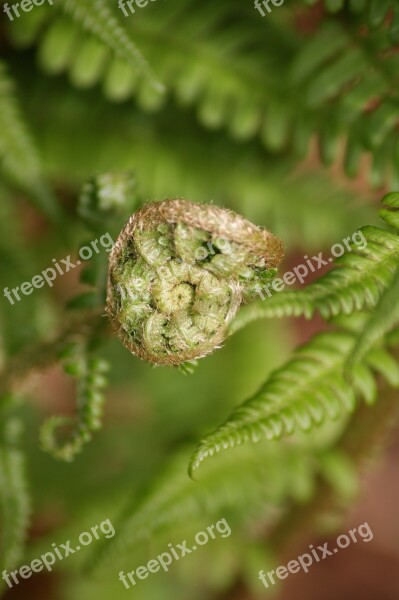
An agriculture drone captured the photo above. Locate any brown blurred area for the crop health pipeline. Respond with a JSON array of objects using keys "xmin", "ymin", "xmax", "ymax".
[
  {"xmin": 225, "ymin": 420, "xmax": 399, "ymax": 600},
  {"xmin": 278, "ymin": 424, "xmax": 399, "ymax": 600}
]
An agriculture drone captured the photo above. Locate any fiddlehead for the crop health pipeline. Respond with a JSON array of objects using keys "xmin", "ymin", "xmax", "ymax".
[{"xmin": 107, "ymin": 199, "xmax": 284, "ymax": 366}]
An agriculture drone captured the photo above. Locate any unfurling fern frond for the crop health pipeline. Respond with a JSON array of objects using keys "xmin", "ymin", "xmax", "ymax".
[
  {"xmin": 78, "ymin": 171, "xmax": 141, "ymax": 231},
  {"xmin": 0, "ymin": 419, "xmax": 30, "ymax": 590},
  {"xmin": 40, "ymin": 342, "xmax": 109, "ymax": 462},
  {"xmin": 189, "ymin": 328, "xmax": 399, "ymax": 475},
  {"xmin": 230, "ymin": 193, "xmax": 399, "ymax": 332},
  {"xmin": 0, "ymin": 62, "xmax": 61, "ymax": 224},
  {"xmin": 107, "ymin": 200, "xmax": 283, "ymax": 365}
]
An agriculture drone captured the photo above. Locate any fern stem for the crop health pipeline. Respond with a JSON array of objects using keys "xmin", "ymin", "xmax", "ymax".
[{"xmin": 0, "ymin": 311, "xmax": 104, "ymax": 401}]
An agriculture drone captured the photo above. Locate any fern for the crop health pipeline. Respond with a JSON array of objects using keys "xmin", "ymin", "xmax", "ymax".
[
  {"xmin": 0, "ymin": 62, "xmax": 62, "ymax": 224},
  {"xmin": 190, "ymin": 193, "xmax": 399, "ymax": 474},
  {"xmin": 0, "ymin": 418, "xmax": 30, "ymax": 591},
  {"xmin": 230, "ymin": 192, "xmax": 399, "ymax": 333},
  {"xmin": 306, "ymin": 0, "xmax": 399, "ymax": 40},
  {"xmin": 2, "ymin": 4, "xmax": 399, "ymax": 598},
  {"xmin": 86, "ymin": 439, "xmax": 352, "ymax": 572},
  {"xmin": 9, "ymin": 0, "xmax": 399, "ymax": 186},
  {"xmin": 60, "ymin": 0, "xmax": 164, "ymax": 92},
  {"xmin": 347, "ymin": 265, "xmax": 399, "ymax": 369},
  {"xmin": 189, "ymin": 325, "xmax": 399, "ymax": 475},
  {"xmin": 18, "ymin": 73, "xmax": 375, "ymax": 248},
  {"xmin": 39, "ymin": 342, "xmax": 109, "ymax": 462},
  {"xmin": 345, "ymin": 193, "xmax": 399, "ymax": 367}
]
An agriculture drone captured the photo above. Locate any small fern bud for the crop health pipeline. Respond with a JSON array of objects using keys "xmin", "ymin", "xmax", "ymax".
[{"xmin": 107, "ymin": 199, "xmax": 284, "ymax": 366}]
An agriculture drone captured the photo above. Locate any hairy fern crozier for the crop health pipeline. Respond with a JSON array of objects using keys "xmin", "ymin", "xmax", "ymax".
[{"xmin": 106, "ymin": 199, "xmax": 284, "ymax": 365}]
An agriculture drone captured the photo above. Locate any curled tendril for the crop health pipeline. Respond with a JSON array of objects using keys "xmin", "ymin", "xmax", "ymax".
[
  {"xmin": 107, "ymin": 199, "xmax": 284, "ymax": 366},
  {"xmin": 40, "ymin": 343, "xmax": 109, "ymax": 462}
]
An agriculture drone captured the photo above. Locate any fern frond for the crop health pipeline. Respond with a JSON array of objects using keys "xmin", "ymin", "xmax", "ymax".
[
  {"xmin": 0, "ymin": 419, "xmax": 30, "ymax": 588},
  {"xmin": 12, "ymin": 0, "xmax": 399, "ymax": 186},
  {"xmin": 189, "ymin": 328, "xmax": 399, "ymax": 475},
  {"xmin": 87, "ymin": 440, "xmax": 326, "ymax": 572},
  {"xmin": 60, "ymin": 0, "xmax": 164, "ymax": 92},
  {"xmin": 40, "ymin": 342, "xmax": 109, "ymax": 462},
  {"xmin": 20, "ymin": 74, "xmax": 375, "ymax": 249},
  {"xmin": 0, "ymin": 61, "xmax": 61, "ymax": 224},
  {"xmin": 347, "ymin": 265, "xmax": 399, "ymax": 370},
  {"xmin": 290, "ymin": 13, "xmax": 399, "ymax": 184},
  {"xmin": 305, "ymin": 0, "xmax": 399, "ymax": 41},
  {"xmin": 231, "ymin": 194, "xmax": 399, "ymax": 332},
  {"xmin": 231, "ymin": 226, "xmax": 399, "ymax": 331},
  {"xmin": 5, "ymin": 0, "xmax": 398, "ymax": 187},
  {"xmin": 380, "ymin": 190, "xmax": 399, "ymax": 229},
  {"xmin": 78, "ymin": 171, "xmax": 142, "ymax": 229}
]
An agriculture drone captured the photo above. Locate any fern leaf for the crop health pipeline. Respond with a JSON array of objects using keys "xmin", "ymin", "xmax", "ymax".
[
  {"xmin": 347, "ymin": 265, "xmax": 399, "ymax": 370},
  {"xmin": 21, "ymin": 74, "xmax": 375, "ymax": 250},
  {"xmin": 87, "ymin": 441, "xmax": 322, "ymax": 572},
  {"xmin": 231, "ymin": 226, "xmax": 399, "ymax": 333},
  {"xmin": 9, "ymin": 0, "xmax": 399, "ymax": 185},
  {"xmin": 60, "ymin": 0, "xmax": 164, "ymax": 92},
  {"xmin": 0, "ymin": 419, "xmax": 30, "ymax": 588},
  {"xmin": 380, "ymin": 191, "xmax": 399, "ymax": 229},
  {"xmin": 231, "ymin": 193, "xmax": 399, "ymax": 332},
  {"xmin": 189, "ymin": 329, "xmax": 399, "ymax": 475},
  {"xmin": 0, "ymin": 62, "xmax": 62, "ymax": 224},
  {"xmin": 313, "ymin": 0, "xmax": 398, "ymax": 36}
]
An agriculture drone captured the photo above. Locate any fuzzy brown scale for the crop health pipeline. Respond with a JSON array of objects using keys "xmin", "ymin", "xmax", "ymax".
[{"xmin": 106, "ymin": 199, "xmax": 284, "ymax": 366}]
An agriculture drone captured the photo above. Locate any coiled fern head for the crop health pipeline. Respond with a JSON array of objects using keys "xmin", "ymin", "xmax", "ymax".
[{"xmin": 107, "ymin": 199, "xmax": 284, "ymax": 365}]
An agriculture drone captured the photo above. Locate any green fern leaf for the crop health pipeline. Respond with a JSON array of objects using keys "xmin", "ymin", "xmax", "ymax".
[
  {"xmin": 0, "ymin": 419, "xmax": 30, "ymax": 589},
  {"xmin": 189, "ymin": 329, "xmax": 399, "ymax": 475},
  {"xmin": 347, "ymin": 266, "xmax": 399, "ymax": 370},
  {"xmin": 0, "ymin": 62, "xmax": 62, "ymax": 224},
  {"xmin": 231, "ymin": 193, "xmax": 399, "ymax": 332},
  {"xmin": 60, "ymin": 0, "xmax": 164, "ymax": 92},
  {"xmin": 87, "ymin": 441, "xmax": 322, "ymax": 572},
  {"xmin": 231, "ymin": 226, "xmax": 399, "ymax": 333},
  {"xmin": 308, "ymin": 0, "xmax": 399, "ymax": 40},
  {"xmin": 9, "ymin": 0, "xmax": 399, "ymax": 185},
  {"xmin": 380, "ymin": 191, "xmax": 399, "ymax": 229}
]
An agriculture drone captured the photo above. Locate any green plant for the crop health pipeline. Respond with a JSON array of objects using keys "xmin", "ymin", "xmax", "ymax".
[
  {"xmin": 106, "ymin": 199, "xmax": 283, "ymax": 365},
  {"xmin": 1, "ymin": 2, "xmax": 399, "ymax": 599}
]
